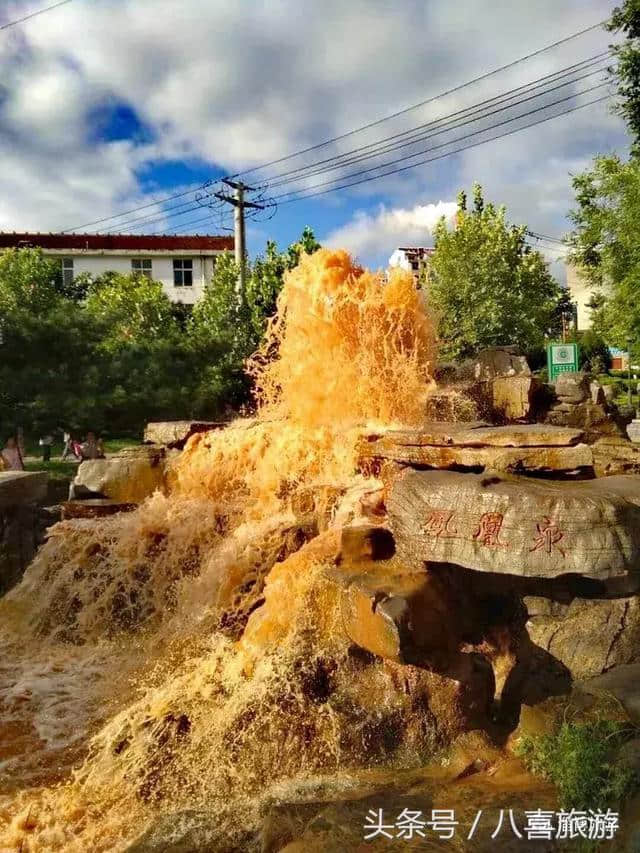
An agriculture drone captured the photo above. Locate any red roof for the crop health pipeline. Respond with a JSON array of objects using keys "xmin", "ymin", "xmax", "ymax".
[{"xmin": 0, "ymin": 232, "xmax": 234, "ymax": 252}]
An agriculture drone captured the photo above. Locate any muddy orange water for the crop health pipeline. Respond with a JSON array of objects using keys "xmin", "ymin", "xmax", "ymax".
[{"xmin": 0, "ymin": 250, "xmax": 448, "ymax": 851}]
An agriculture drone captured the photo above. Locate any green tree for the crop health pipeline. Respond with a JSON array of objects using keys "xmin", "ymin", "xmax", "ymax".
[
  {"xmin": 567, "ymin": 155, "xmax": 640, "ymax": 352},
  {"xmin": 429, "ymin": 184, "xmax": 563, "ymax": 360},
  {"xmin": 85, "ymin": 272, "xmax": 177, "ymax": 348},
  {"xmin": 83, "ymin": 273, "xmax": 199, "ymax": 433},
  {"xmin": 607, "ymin": 0, "xmax": 640, "ymax": 155},
  {"xmin": 0, "ymin": 249, "xmax": 104, "ymax": 435},
  {"xmin": 189, "ymin": 228, "xmax": 321, "ymax": 410}
]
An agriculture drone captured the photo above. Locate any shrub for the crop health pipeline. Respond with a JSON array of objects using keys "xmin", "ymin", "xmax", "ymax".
[{"xmin": 516, "ymin": 720, "xmax": 638, "ymax": 811}]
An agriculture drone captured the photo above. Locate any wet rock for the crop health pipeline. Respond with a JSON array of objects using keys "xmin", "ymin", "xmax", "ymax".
[
  {"xmin": 388, "ymin": 470, "xmax": 640, "ymax": 585},
  {"xmin": 440, "ymin": 729, "xmax": 503, "ymax": 781},
  {"xmin": 424, "ymin": 387, "xmax": 481, "ymax": 422},
  {"xmin": 70, "ymin": 446, "xmax": 169, "ymax": 504},
  {"xmin": 474, "ymin": 346, "xmax": 531, "ymax": 380},
  {"xmin": 125, "ymin": 810, "xmax": 244, "ymax": 852},
  {"xmin": 329, "ymin": 557, "xmax": 542, "ymax": 714},
  {"xmin": 143, "ymin": 420, "xmax": 224, "ymax": 449},
  {"xmin": 339, "ymin": 525, "xmax": 395, "ymax": 563},
  {"xmin": 290, "ymin": 485, "xmax": 346, "ymax": 530},
  {"xmin": 331, "ymin": 560, "xmax": 457, "ymax": 666},
  {"xmin": 61, "ymin": 498, "xmax": 137, "ymax": 519},
  {"xmin": 526, "ymin": 596, "xmax": 640, "ymax": 680},
  {"xmin": 260, "ymin": 758, "xmax": 558, "ymax": 852}
]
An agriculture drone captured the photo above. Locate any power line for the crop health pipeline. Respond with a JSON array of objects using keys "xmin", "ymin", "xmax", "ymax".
[
  {"xmin": 528, "ymin": 229, "xmax": 566, "ymax": 245},
  {"xmin": 274, "ymin": 89, "xmax": 610, "ymax": 205},
  {"xmin": 103, "ymin": 51, "xmax": 610, "ymax": 233},
  {"xmin": 101, "ymin": 192, "xmax": 226, "ymax": 233},
  {"xmin": 149, "ymin": 208, "xmax": 233, "ymax": 236},
  {"xmin": 230, "ymin": 18, "xmax": 609, "ymax": 181},
  {"xmin": 62, "ymin": 180, "xmax": 218, "ymax": 233},
  {"xmin": 1, "ymin": 0, "xmax": 73, "ymax": 31},
  {"xmin": 262, "ymin": 56, "xmax": 610, "ymax": 191},
  {"xmin": 272, "ymin": 81, "xmax": 609, "ymax": 202},
  {"xmin": 105, "ymin": 54, "xmax": 608, "ymax": 235},
  {"xmin": 59, "ymin": 17, "xmax": 611, "ymax": 234}
]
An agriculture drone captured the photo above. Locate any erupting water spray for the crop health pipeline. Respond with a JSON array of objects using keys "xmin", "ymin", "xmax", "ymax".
[{"xmin": 0, "ymin": 250, "xmax": 437, "ymax": 852}]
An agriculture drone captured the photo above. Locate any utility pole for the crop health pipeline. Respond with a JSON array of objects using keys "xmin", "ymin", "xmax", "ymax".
[{"xmin": 214, "ymin": 179, "xmax": 264, "ymax": 303}]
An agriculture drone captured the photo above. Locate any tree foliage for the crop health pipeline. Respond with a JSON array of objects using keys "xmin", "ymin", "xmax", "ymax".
[
  {"xmin": 428, "ymin": 184, "xmax": 564, "ymax": 360},
  {"xmin": 0, "ymin": 229, "xmax": 321, "ymax": 438},
  {"xmin": 568, "ymin": 154, "xmax": 640, "ymax": 351},
  {"xmin": 608, "ymin": 0, "xmax": 640, "ymax": 155}
]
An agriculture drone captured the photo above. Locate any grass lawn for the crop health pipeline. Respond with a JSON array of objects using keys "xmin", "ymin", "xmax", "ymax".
[
  {"xmin": 23, "ymin": 459, "xmax": 78, "ymax": 479},
  {"xmin": 20, "ymin": 435, "xmax": 142, "ymax": 476}
]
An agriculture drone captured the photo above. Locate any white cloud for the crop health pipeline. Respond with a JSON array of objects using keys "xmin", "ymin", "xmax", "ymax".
[
  {"xmin": 0, "ymin": 0, "xmax": 630, "ymax": 245},
  {"xmin": 324, "ymin": 201, "xmax": 457, "ymax": 260}
]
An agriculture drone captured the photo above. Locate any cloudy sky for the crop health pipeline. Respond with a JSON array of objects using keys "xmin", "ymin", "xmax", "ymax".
[{"xmin": 0, "ymin": 0, "xmax": 630, "ymax": 275}]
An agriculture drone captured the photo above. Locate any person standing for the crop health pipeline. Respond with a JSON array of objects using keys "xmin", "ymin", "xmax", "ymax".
[
  {"xmin": 61, "ymin": 431, "xmax": 75, "ymax": 461},
  {"xmin": 1, "ymin": 436, "xmax": 25, "ymax": 470},
  {"xmin": 39, "ymin": 433, "xmax": 54, "ymax": 463},
  {"xmin": 80, "ymin": 432, "xmax": 105, "ymax": 460}
]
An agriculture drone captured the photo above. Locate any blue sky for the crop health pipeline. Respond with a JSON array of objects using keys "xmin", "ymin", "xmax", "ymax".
[{"xmin": 0, "ymin": 0, "xmax": 630, "ymax": 276}]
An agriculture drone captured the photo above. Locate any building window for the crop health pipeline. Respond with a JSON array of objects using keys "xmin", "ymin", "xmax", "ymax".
[
  {"xmin": 62, "ymin": 257, "xmax": 74, "ymax": 288},
  {"xmin": 173, "ymin": 258, "xmax": 193, "ymax": 287},
  {"xmin": 132, "ymin": 258, "xmax": 152, "ymax": 279}
]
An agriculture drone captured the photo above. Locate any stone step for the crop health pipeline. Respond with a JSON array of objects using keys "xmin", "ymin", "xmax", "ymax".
[
  {"xmin": 61, "ymin": 499, "xmax": 137, "ymax": 519},
  {"xmin": 359, "ymin": 436, "xmax": 593, "ymax": 475},
  {"xmin": 0, "ymin": 471, "xmax": 47, "ymax": 509},
  {"xmin": 365, "ymin": 423, "xmax": 585, "ymax": 448}
]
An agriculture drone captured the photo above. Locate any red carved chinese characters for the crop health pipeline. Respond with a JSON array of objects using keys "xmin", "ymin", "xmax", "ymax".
[
  {"xmin": 530, "ymin": 517, "xmax": 566, "ymax": 557},
  {"xmin": 473, "ymin": 512, "xmax": 508, "ymax": 548},
  {"xmin": 424, "ymin": 509, "xmax": 457, "ymax": 538}
]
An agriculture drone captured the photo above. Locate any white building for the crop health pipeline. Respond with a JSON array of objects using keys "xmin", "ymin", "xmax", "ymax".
[
  {"xmin": 388, "ymin": 246, "xmax": 435, "ymax": 283},
  {"xmin": 0, "ymin": 232, "xmax": 235, "ymax": 305},
  {"xmin": 565, "ymin": 261, "xmax": 594, "ymax": 331}
]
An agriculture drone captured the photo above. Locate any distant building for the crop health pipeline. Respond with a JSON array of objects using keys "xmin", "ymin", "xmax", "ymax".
[
  {"xmin": 388, "ymin": 246, "xmax": 435, "ymax": 283},
  {"xmin": 609, "ymin": 347, "xmax": 630, "ymax": 371},
  {"xmin": 565, "ymin": 262, "xmax": 594, "ymax": 331},
  {"xmin": 0, "ymin": 232, "xmax": 234, "ymax": 305}
]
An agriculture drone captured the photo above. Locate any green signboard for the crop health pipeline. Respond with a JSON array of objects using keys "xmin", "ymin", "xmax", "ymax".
[{"xmin": 547, "ymin": 342, "xmax": 580, "ymax": 383}]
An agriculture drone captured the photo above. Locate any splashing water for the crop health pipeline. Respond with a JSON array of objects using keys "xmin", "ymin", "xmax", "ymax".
[{"xmin": 0, "ymin": 249, "xmax": 437, "ymax": 851}]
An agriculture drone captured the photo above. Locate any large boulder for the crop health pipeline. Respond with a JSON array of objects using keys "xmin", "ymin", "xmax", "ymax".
[
  {"xmin": 474, "ymin": 346, "xmax": 531, "ymax": 381},
  {"xmin": 525, "ymin": 595, "xmax": 640, "ymax": 680},
  {"xmin": 554, "ymin": 371, "xmax": 590, "ymax": 403},
  {"xmin": 70, "ymin": 445, "xmax": 170, "ymax": 504},
  {"xmin": 143, "ymin": 420, "xmax": 223, "ymax": 449},
  {"xmin": 491, "ymin": 375, "xmax": 538, "ymax": 421},
  {"xmin": 388, "ymin": 469, "xmax": 640, "ymax": 586}
]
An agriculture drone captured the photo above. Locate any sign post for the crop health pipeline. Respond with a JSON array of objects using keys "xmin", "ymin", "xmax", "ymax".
[{"xmin": 547, "ymin": 342, "xmax": 579, "ymax": 383}]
